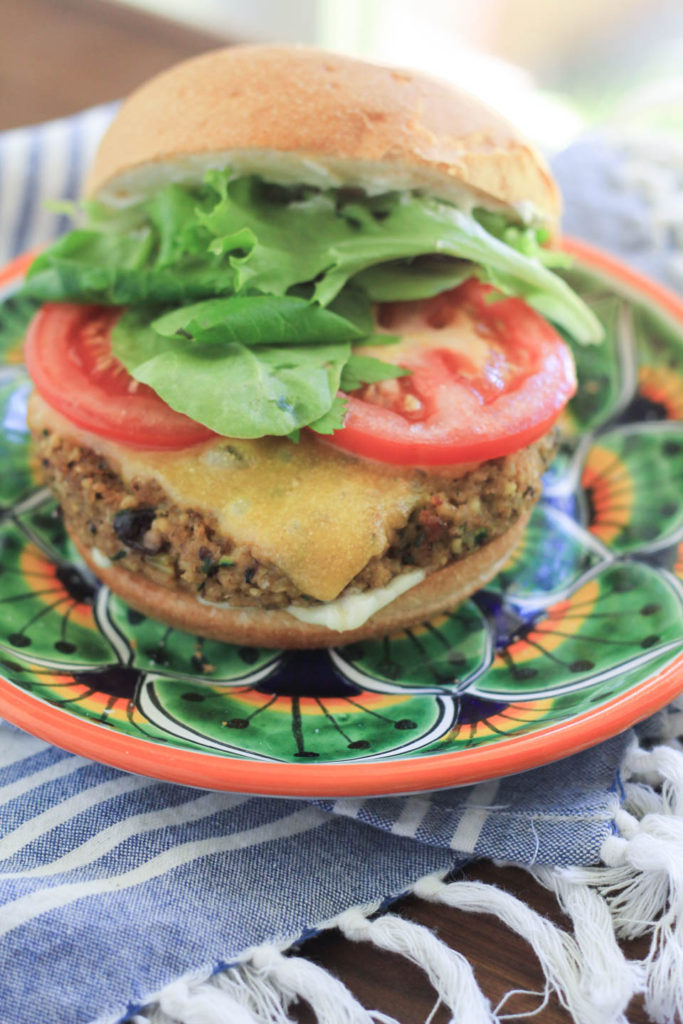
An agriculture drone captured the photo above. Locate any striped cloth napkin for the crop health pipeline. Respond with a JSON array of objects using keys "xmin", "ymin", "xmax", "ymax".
[{"xmin": 0, "ymin": 107, "xmax": 682, "ymax": 1024}]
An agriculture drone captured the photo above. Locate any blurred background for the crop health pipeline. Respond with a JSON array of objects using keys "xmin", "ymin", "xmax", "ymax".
[{"xmin": 2, "ymin": 0, "xmax": 683, "ymax": 153}]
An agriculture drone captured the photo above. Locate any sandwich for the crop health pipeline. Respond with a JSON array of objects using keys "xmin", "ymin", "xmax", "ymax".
[{"xmin": 22, "ymin": 45, "xmax": 601, "ymax": 649}]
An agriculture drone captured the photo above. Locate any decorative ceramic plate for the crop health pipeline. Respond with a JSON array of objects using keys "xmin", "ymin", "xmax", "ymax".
[{"xmin": 0, "ymin": 242, "xmax": 681, "ymax": 796}]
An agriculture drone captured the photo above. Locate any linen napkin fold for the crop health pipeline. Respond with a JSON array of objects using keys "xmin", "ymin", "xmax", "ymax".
[{"xmin": 0, "ymin": 107, "xmax": 682, "ymax": 1024}]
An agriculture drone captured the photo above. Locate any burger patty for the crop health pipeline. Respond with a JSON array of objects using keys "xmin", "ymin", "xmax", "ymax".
[{"xmin": 34, "ymin": 429, "xmax": 556, "ymax": 609}]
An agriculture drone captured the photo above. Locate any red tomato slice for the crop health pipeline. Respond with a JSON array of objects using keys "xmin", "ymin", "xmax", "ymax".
[
  {"xmin": 24, "ymin": 303, "xmax": 215, "ymax": 449},
  {"xmin": 325, "ymin": 279, "xmax": 576, "ymax": 465}
]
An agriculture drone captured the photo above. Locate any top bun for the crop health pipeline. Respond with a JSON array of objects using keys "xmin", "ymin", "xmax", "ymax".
[{"xmin": 87, "ymin": 45, "xmax": 560, "ymax": 228}]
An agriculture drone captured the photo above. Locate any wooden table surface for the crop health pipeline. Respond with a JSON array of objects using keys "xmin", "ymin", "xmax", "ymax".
[{"xmin": 0, "ymin": 2, "xmax": 650, "ymax": 1021}]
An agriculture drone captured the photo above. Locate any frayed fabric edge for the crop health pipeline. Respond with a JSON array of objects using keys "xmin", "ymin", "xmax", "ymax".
[
  {"xmin": 110, "ymin": 736, "xmax": 683, "ymax": 1024},
  {"xmin": 533, "ymin": 736, "xmax": 683, "ymax": 1024}
]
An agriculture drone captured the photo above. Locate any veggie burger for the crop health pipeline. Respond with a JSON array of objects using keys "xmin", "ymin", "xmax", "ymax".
[{"xmin": 23, "ymin": 45, "xmax": 601, "ymax": 649}]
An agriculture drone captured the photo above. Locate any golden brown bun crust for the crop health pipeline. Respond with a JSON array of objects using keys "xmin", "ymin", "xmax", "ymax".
[
  {"xmin": 87, "ymin": 45, "xmax": 559, "ymax": 225},
  {"xmin": 72, "ymin": 513, "xmax": 528, "ymax": 650}
]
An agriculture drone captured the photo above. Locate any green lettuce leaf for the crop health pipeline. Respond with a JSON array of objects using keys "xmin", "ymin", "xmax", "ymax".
[
  {"xmin": 311, "ymin": 195, "xmax": 601, "ymax": 342},
  {"xmin": 305, "ymin": 395, "xmax": 349, "ymax": 437},
  {"xmin": 340, "ymin": 354, "xmax": 410, "ymax": 392},
  {"xmin": 24, "ymin": 169, "xmax": 603, "ymax": 442},
  {"xmin": 25, "ymin": 171, "xmax": 601, "ymax": 343},
  {"xmin": 354, "ymin": 257, "xmax": 472, "ymax": 301},
  {"xmin": 24, "ymin": 226, "xmax": 237, "ymax": 305},
  {"xmin": 111, "ymin": 311, "xmax": 349, "ymax": 438},
  {"xmin": 152, "ymin": 295, "xmax": 364, "ymax": 347},
  {"xmin": 327, "ymin": 286, "xmax": 375, "ymax": 335},
  {"xmin": 473, "ymin": 209, "xmax": 573, "ymax": 268},
  {"xmin": 111, "ymin": 309, "xmax": 406, "ymax": 438},
  {"xmin": 194, "ymin": 179, "xmax": 600, "ymax": 340}
]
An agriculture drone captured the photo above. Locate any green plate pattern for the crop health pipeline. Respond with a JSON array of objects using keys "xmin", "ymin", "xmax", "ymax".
[{"xmin": 0, "ymin": 257, "xmax": 681, "ymax": 774}]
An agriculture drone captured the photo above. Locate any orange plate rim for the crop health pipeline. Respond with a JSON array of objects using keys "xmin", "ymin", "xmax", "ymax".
[{"xmin": 0, "ymin": 240, "xmax": 681, "ymax": 796}]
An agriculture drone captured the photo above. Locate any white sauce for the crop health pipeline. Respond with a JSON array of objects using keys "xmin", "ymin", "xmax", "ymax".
[
  {"xmin": 286, "ymin": 568, "xmax": 426, "ymax": 632},
  {"xmin": 90, "ymin": 547, "xmax": 112, "ymax": 569}
]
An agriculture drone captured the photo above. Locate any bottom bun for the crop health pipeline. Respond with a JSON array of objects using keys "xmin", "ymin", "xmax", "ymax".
[{"xmin": 73, "ymin": 512, "xmax": 529, "ymax": 649}]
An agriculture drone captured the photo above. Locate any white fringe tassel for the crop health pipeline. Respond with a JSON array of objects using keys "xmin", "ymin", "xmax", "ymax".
[
  {"xmin": 132, "ymin": 737, "xmax": 683, "ymax": 1024},
  {"xmin": 414, "ymin": 874, "xmax": 635, "ymax": 1024},
  {"xmin": 337, "ymin": 906, "xmax": 495, "ymax": 1023},
  {"xmin": 247, "ymin": 945, "xmax": 391, "ymax": 1024},
  {"xmin": 137, "ymin": 944, "xmax": 398, "ymax": 1024},
  {"xmin": 543, "ymin": 740, "xmax": 683, "ymax": 1024}
]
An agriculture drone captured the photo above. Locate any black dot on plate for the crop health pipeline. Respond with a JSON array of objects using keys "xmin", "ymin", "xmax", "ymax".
[
  {"xmin": 512, "ymin": 667, "xmax": 538, "ymax": 681},
  {"xmin": 395, "ymin": 719, "xmax": 417, "ymax": 730},
  {"xmin": 641, "ymin": 635, "xmax": 660, "ymax": 649},
  {"xmin": 662, "ymin": 440, "xmax": 681, "ymax": 456},
  {"xmin": 377, "ymin": 661, "xmax": 401, "ymax": 679},
  {"xmin": 8, "ymin": 634, "xmax": 31, "ymax": 648},
  {"xmin": 223, "ymin": 718, "xmax": 249, "ymax": 729},
  {"xmin": 640, "ymin": 604, "xmax": 660, "ymax": 616},
  {"xmin": 570, "ymin": 659, "xmax": 595, "ymax": 672},
  {"xmin": 148, "ymin": 650, "xmax": 170, "ymax": 666},
  {"xmin": 1, "ymin": 660, "xmax": 24, "ymax": 672},
  {"xmin": 348, "ymin": 740, "xmax": 371, "ymax": 750},
  {"xmin": 611, "ymin": 571, "xmax": 637, "ymax": 593},
  {"xmin": 127, "ymin": 610, "xmax": 145, "ymax": 625},
  {"xmin": 238, "ymin": 646, "xmax": 260, "ymax": 665},
  {"xmin": 181, "ymin": 691, "xmax": 204, "ymax": 702},
  {"xmin": 54, "ymin": 641, "xmax": 77, "ymax": 654},
  {"xmin": 660, "ymin": 503, "xmax": 678, "ymax": 517}
]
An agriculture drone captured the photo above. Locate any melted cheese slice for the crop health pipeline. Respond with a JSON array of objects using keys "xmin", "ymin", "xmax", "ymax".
[
  {"xmin": 137, "ymin": 436, "xmax": 424, "ymax": 600},
  {"xmin": 30, "ymin": 395, "xmax": 430, "ymax": 602}
]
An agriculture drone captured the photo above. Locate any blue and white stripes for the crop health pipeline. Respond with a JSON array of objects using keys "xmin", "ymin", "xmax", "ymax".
[
  {"xmin": 0, "ymin": 722, "xmax": 456, "ymax": 1024},
  {"xmin": 0, "ymin": 714, "xmax": 632, "ymax": 1024},
  {"xmin": 0, "ymin": 104, "xmax": 114, "ymax": 264}
]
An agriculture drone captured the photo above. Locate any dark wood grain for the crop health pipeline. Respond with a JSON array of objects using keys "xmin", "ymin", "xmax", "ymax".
[{"xmin": 0, "ymin": 4, "xmax": 652, "ymax": 1020}]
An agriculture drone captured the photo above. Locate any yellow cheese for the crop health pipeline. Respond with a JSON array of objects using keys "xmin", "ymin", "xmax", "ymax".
[
  {"xmin": 30, "ymin": 395, "xmax": 430, "ymax": 601},
  {"xmin": 121, "ymin": 435, "xmax": 423, "ymax": 601}
]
